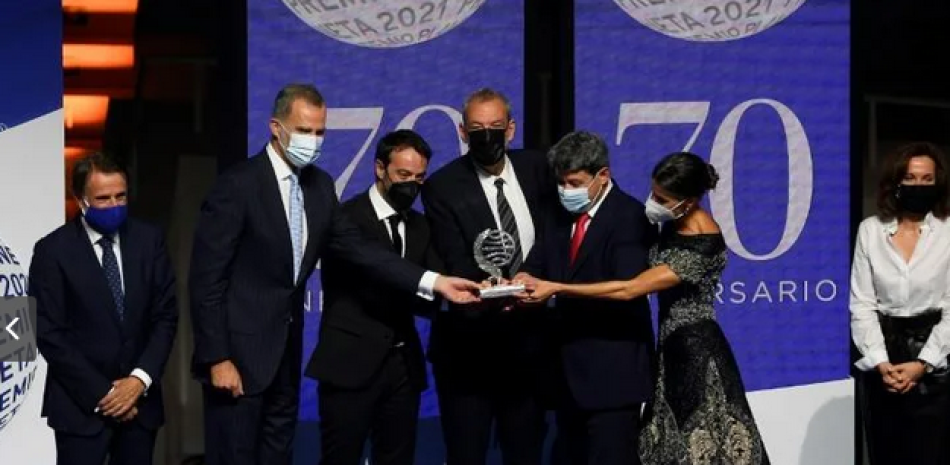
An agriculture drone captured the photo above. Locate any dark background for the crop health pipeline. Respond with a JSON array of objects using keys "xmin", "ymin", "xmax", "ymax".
[{"xmin": 63, "ymin": 1, "xmax": 950, "ymax": 463}]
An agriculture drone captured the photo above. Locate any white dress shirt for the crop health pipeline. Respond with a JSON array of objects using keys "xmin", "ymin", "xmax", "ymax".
[
  {"xmin": 850, "ymin": 213, "xmax": 950, "ymax": 371},
  {"xmin": 368, "ymin": 184, "xmax": 406, "ymax": 257},
  {"xmin": 475, "ymin": 156, "xmax": 536, "ymax": 260},
  {"xmin": 265, "ymin": 143, "xmax": 437, "ymax": 298},
  {"xmin": 82, "ymin": 219, "xmax": 152, "ymax": 399}
]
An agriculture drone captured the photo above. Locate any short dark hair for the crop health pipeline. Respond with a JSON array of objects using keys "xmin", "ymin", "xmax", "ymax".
[
  {"xmin": 374, "ymin": 129, "xmax": 433, "ymax": 166},
  {"xmin": 271, "ymin": 83, "xmax": 325, "ymax": 119},
  {"xmin": 547, "ymin": 131, "xmax": 609, "ymax": 177},
  {"xmin": 651, "ymin": 152, "xmax": 719, "ymax": 199},
  {"xmin": 877, "ymin": 142, "xmax": 950, "ymax": 220},
  {"xmin": 462, "ymin": 88, "xmax": 512, "ymax": 125},
  {"xmin": 71, "ymin": 153, "xmax": 127, "ymax": 198}
]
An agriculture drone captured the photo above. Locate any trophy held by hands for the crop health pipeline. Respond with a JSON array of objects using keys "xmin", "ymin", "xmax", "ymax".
[{"xmin": 473, "ymin": 229, "xmax": 525, "ymax": 299}]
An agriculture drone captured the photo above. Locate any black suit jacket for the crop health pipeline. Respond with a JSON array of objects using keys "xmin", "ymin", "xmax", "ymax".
[
  {"xmin": 522, "ymin": 184, "xmax": 657, "ymax": 410},
  {"xmin": 421, "ymin": 149, "xmax": 557, "ymax": 377},
  {"xmin": 31, "ymin": 217, "xmax": 178, "ymax": 435},
  {"xmin": 190, "ymin": 149, "xmax": 428, "ymax": 395},
  {"xmin": 305, "ymin": 191, "xmax": 441, "ymax": 391}
]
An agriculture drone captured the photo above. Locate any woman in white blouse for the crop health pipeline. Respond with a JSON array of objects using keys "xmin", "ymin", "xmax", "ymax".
[{"xmin": 851, "ymin": 142, "xmax": 950, "ymax": 465}]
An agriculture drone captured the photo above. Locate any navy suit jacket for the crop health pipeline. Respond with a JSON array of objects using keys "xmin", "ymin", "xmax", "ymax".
[
  {"xmin": 189, "ymin": 149, "xmax": 427, "ymax": 395},
  {"xmin": 522, "ymin": 184, "xmax": 657, "ymax": 410},
  {"xmin": 421, "ymin": 150, "xmax": 557, "ymax": 381},
  {"xmin": 31, "ymin": 217, "xmax": 178, "ymax": 435},
  {"xmin": 305, "ymin": 191, "xmax": 441, "ymax": 391}
]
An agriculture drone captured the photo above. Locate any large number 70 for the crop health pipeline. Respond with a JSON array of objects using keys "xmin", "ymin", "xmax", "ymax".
[
  {"xmin": 616, "ymin": 99, "xmax": 814, "ymax": 261},
  {"xmin": 326, "ymin": 105, "xmax": 466, "ymax": 197}
]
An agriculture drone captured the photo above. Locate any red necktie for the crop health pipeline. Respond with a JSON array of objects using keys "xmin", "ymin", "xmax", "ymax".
[{"xmin": 569, "ymin": 213, "xmax": 591, "ymax": 265}]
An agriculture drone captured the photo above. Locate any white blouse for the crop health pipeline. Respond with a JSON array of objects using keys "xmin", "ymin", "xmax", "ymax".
[{"xmin": 850, "ymin": 213, "xmax": 950, "ymax": 371}]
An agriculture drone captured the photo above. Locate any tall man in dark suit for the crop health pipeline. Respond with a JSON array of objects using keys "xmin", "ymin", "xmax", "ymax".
[
  {"xmin": 516, "ymin": 132, "xmax": 657, "ymax": 465},
  {"xmin": 421, "ymin": 88, "xmax": 556, "ymax": 465},
  {"xmin": 31, "ymin": 153, "xmax": 178, "ymax": 465},
  {"xmin": 190, "ymin": 84, "xmax": 479, "ymax": 465},
  {"xmin": 305, "ymin": 129, "xmax": 440, "ymax": 465}
]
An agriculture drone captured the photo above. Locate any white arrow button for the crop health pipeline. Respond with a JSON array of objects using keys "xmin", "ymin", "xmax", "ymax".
[{"xmin": 5, "ymin": 317, "xmax": 19, "ymax": 340}]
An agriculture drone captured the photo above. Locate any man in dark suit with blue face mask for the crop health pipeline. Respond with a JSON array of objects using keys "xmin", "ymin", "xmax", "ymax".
[
  {"xmin": 31, "ymin": 153, "xmax": 178, "ymax": 465},
  {"xmin": 516, "ymin": 131, "xmax": 657, "ymax": 465},
  {"xmin": 190, "ymin": 83, "xmax": 481, "ymax": 465}
]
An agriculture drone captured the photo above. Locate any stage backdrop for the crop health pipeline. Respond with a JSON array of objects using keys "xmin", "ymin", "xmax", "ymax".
[
  {"xmin": 574, "ymin": 1, "xmax": 852, "ymax": 464},
  {"xmin": 247, "ymin": 1, "xmax": 524, "ymax": 462},
  {"xmin": 0, "ymin": 0, "xmax": 64, "ymax": 461}
]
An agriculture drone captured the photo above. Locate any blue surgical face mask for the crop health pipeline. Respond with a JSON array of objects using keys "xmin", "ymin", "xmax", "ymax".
[
  {"xmin": 279, "ymin": 122, "xmax": 323, "ymax": 168},
  {"xmin": 82, "ymin": 200, "xmax": 128, "ymax": 235},
  {"xmin": 558, "ymin": 176, "xmax": 605, "ymax": 214}
]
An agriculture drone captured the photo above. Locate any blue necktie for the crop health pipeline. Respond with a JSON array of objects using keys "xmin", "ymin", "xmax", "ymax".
[
  {"xmin": 98, "ymin": 235, "xmax": 124, "ymax": 320},
  {"xmin": 289, "ymin": 173, "xmax": 304, "ymax": 281}
]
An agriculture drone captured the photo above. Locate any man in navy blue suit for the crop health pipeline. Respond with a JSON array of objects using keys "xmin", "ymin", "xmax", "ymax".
[
  {"xmin": 31, "ymin": 153, "xmax": 178, "ymax": 465},
  {"xmin": 517, "ymin": 131, "xmax": 657, "ymax": 465},
  {"xmin": 189, "ymin": 83, "xmax": 480, "ymax": 465}
]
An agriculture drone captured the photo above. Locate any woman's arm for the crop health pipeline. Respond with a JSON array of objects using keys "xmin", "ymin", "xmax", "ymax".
[{"xmin": 526, "ymin": 265, "xmax": 681, "ymax": 302}]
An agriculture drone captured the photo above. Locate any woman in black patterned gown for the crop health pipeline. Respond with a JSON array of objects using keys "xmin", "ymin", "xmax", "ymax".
[{"xmin": 521, "ymin": 152, "xmax": 770, "ymax": 465}]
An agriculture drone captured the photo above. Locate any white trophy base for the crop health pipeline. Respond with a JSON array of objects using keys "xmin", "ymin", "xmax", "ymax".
[{"xmin": 478, "ymin": 284, "xmax": 526, "ymax": 299}]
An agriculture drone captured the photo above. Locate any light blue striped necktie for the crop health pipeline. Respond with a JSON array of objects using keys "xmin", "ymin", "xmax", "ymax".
[{"xmin": 288, "ymin": 173, "xmax": 304, "ymax": 281}]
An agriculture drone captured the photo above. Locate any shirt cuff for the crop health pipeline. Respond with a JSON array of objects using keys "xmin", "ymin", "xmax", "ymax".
[
  {"xmin": 854, "ymin": 349, "xmax": 889, "ymax": 371},
  {"xmin": 417, "ymin": 271, "xmax": 438, "ymax": 301},
  {"xmin": 131, "ymin": 368, "xmax": 153, "ymax": 394},
  {"xmin": 94, "ymin": 386, "xmax": 115, "ymax": 413},
  {"xmin": 916, "ymin": 347, "xmax": 946, "ymax": 369}
]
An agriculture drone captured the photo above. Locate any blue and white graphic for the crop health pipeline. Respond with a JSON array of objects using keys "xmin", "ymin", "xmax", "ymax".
[
  {"xmin": 280, "ymin": 0, "xmax": 488, "ymax": 48},
  {"xmin": 576, "ymin": 1, "xmax": 851, "ymax": 463},
  {"xmin": 0, "ymin": 0, "xmax": 64, "ymax": 460},
  {"xmin": 249, "ymin": 1, "xmax": 524, "ymax": 461},
  {"xmin": 0, "ymin": 237, "xmax": 35, "ymax": 436}
]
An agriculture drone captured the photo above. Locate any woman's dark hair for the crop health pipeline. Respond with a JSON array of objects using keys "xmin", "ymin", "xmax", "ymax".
[
  {"xmin": 651, "ymin": 152, "xmax": 719, "ymax": 199},
  {"xmin": 877, "ymin": 142, "xmax": 950, "ymax": 220}
]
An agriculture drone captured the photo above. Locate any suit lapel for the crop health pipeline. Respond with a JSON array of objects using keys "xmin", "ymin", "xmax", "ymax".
[
  {"xmin": 404, "ymin": 211, "xmax": 427, "ymax": 263},
  {"xmin": 353, "ymin": 192, "xmax": 392, "ymax": 245},
  {"xmin": 257, "ymin": 153, "xmax": 296, "ymax": 283},
  {"xmin": 298, "ymin": 167, "xmax": 324, "ymax": 286},
  {"xmin": 570, "ymin": 187, "xmax": 618, "ymax": 278},
  {"xmin": 508, "ymin": 154, "xmax": 541, "ymax": 231},
  {"xmin": 71, "ymin": 219, "xmax": 123, "ymax": 330},
  {"xmin": 552, "ymin": 215, "xmax": 574, "ymax": 282},
  {"xmin": 118, "ymin": 226, "xmax": 141, "ymax": 332}
]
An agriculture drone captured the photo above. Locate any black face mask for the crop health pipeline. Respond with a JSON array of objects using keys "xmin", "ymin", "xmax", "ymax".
[
  {"xmin": 896, "ymin": 184, "xmax": 939, "ymax": 215},
  {"xmin": 467, "ymin": 128, "xmax": 507, "ymax": 166},
  {"xmin": 386, "ymin": 180, "xmax": 421, "ymax": 212}
]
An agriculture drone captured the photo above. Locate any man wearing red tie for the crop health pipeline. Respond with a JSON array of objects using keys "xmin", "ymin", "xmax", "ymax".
[{"xmin": 517, "ymin": 131, "xmax": 657, "ymax": 465}]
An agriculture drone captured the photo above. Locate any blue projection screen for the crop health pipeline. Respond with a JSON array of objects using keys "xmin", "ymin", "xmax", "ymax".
[
  {"xmin": 247, "ymin": 1, "xmax": 524, "ymax": 462},
  {"xmin": 574, "ymin": 1, "xmax": 852, "ymax": 462}
]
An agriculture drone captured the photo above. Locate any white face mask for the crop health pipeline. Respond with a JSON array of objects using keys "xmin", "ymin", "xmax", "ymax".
[
  {"xmin": 279, "ymin": 122, "xmax": 323, "ymax": 168},
  {"xmin": 644, "ymin": 193, "xmax": 685, "ymax": 224}
]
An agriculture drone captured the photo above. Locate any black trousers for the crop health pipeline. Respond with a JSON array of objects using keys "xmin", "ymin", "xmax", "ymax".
[
  {"xmin": 318, "ymin": 348, "xmax": 421, "ymax": 465},
  {"xmin": 55, "ymin": 421, "xmax": 156, "ymax": 465},
  {"xmin": 203, "ymin": 337, "xmax": 301, "ymax": 465},
  {"xmin": 864, "ymin": 372, "xmax": 950, "ymax": 465},
  {"xmin": 433, "ymin": 363, "xmax": 547, "ymax": 465},
  {"xmin": 551, "ymin": 405, "xmax": 641, "ymax": 465}
]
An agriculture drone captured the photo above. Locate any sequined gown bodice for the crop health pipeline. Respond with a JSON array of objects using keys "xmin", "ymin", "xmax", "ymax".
[{"xmin": 638, "ymin": 231, "xmax": 770, "ymax": 465}]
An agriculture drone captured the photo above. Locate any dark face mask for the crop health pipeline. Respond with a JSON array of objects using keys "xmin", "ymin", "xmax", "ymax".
[
  {"xmin": 386, "ymin": 180, "xmax": 421, "ymax": 212},
  {"xmin": 467, "ymin": 128, "xmax": 507, "ymax": 166},
  {"xmin": 896, "ymin": 184, "xmax": 939, "ymax": 215}
]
